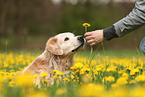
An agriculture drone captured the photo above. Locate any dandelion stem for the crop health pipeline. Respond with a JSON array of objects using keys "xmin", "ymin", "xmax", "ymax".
[
  {"xmin": 91, "ymin": 46, "xmax": 93, "ymax": 55},
  {"xmin": 85, "ymin": 26, "xmax": 87, "ymax": 33}
]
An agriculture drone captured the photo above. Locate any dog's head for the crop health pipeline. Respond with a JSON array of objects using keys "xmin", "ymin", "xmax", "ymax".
[{"xmin": 46, "ymin": 32, "xmax": 85, "ymax": 55}]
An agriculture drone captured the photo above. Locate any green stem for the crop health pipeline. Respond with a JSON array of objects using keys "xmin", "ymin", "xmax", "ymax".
[
  {"xmin": 85, "ymin": 26, "xmax": 87, "ymax": 33},
  {"xmin": 91, "ymin": 46, "xmax": 93, "ymax": 55},
  {"xmin": 85, "ymin": 26, "xmax": 93, "ymax": 55}
]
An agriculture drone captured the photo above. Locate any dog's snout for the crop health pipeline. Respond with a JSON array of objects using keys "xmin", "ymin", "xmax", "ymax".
[{"xmin": 77, "ymin": 36, "xmax": 84, "ymax": 42}]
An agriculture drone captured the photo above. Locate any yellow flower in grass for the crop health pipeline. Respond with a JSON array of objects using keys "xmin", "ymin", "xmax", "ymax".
[
  {"xmin": 71, "ymin": 75, "xmax": 74, "ymax": 79},
  {"xmin": 42, "ymin": 79, "xmax": 48, "ymax": 82},
  {"xmin": 74, "ymin": 62, "xmax": 83, "ymax": 69},
  {"xmin": 10, "ymin": 72, "xmax": 16, "ymax": 76},
  {"xmin": 63, "ymin": 78, "xmax": 70, "ymax": 82},
  {"xmin": 82, "ymin": 67, "xmax": 90, "ymax": 72},
  {"xmin": 129, "ymin": 80, "xmax": 135, "ymax": 84},
  {"xmin": 130, "ymin": 68, "xmax": 139, "ymax": 75},
  {"xmin": 109, "ymin": 88, "xmax": 127, "ymax": 97},
  {"xmin": 129, "ymin": 87, "xmax": 145, "ymax": 97},
  {"xmin": 82, "ymin": 76, "xmax": 89, "ymax": 83},
  {"xmin": 59, "ymin": 72, "xmax": 65, "ymax": 75},
  {"xmin": 95, "ymin": 67, "xmax": 102, "ymax": 71},
  {"xmin": 102, "ymin": 77, "xmax": 107, "ymax": 83},
  {"xmin": 53, "ymin": 70, "xmax": 59, "ymax": 73},
  {"xmin": 0, "ymin": 71, "xmax": 4, "ymax": 75},
  {"xmin": 106, "ymin": 66, "xmax": 117, "ymax": 72},
  {"xmin": 56, "ymin": 88, "xmax": 67, "ymax": 95},
  {"xmin": 122, "ymin": 73, "xmax": 129, "ymax": 79},
  {"xmin": 118, "ymin": 70, "xmax": 124, "ymax": 74},
  {"xmin": 55, "ymin": 72, "xmax": 64, "ymax": 76},
  {"xmin": 40, "ymin": 72, "xmax": 48, "ymax": 77},
  {"xmin": 137, "ymin": 66, "xmax": 143, "ymax": 70},
  {"xmin": 70, "ymin": 66, "xmax": 77, "ymax": 70},
  {"xmin": 111, "ymin": 83, "xmax": 118, "ymax": 88},
  {"xmin": 77, "ymin": 83, "xmax": 104, "ymax": 97},
  {"xmin": 117, "ymin": 77, "xmax": 128, "ymax": 85},
  {"xmin": 53, "ymin": 75, "xmax": 58, "ymax": 78},
  {"xmin": 105, "ymin": 76, "xmax": 115, "ymax": 82},
  {"xmin": 33, "ymin": 74, "xmax": 39, "ymax": 78},
  {"xmin": 6, "ymin": 74, "xmax": 14, "ymax": 80},
  {"xmin": 26, "ymin": 92, "xmax": 48, "ymax": 97},
  {"xmin": 83, "ymin": 23, "xmax": 91, "ymax": 27},
  {"xmin": 15, "ymin": 74, "xmax": 33, "ymax": 87},
  {"xmin": 135, "ymin": 75, "xmax": 145, "ymax": 82},
  {"xmin": 8, "ymin": 80, "xmax": 15, "ymax": 87}
]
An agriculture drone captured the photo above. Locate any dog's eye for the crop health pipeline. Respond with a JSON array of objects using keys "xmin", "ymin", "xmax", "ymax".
[{"xmin": 64, "ymin": 37, "xmax": 69, "ymax": 41}]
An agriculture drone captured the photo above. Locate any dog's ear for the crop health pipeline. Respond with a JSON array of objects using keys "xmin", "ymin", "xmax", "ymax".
[{"xmin": 46, "ymin": 37, "xmax": 63, "ymax": 55}]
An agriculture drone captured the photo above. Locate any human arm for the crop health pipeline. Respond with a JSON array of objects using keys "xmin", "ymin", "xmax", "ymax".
[
  {"xmin": 104, "ymin": 0, "xmax": 145, "ymax": 40},
  {"xmin": 85, "ymin": 0, "xmax": 145, "ymax": 45}
]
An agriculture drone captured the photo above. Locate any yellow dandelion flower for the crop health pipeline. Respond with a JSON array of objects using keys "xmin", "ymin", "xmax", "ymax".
[
  {"xmin": 70, "ymin": 66, "xmax": 77, "ymax": 70},
  {"xmin": 55, "ymin": 72, "xmax": 64, "ymax": 76},
  {"xmin": 15, "ymin": 74, "xmax": 33, "ymax": 87},
  {"xmin": 74, "ymin": 62, "xmax": 83, "ymax": 69},
  {"xmin": 137, "ymin": 66, "xmax": 143, "ymax": 70},
  {"xmin": 129, "ymin": 80, "xmax": 135, "ymax": 84},
  {"xmin": 56, "ymin": 88, "xmax": 67, "ymax": 95},
  {"xmin": 110, "ymin": 88, "xmax": 127, "ymax": 97},
  {"xmin": 8, "ymin": 81, "xmax": 15, "ymax": 87},
  {"xmin": 83, "ymin": 23, "xmax": 91, "ymax": 27},
  {"xmin": 33, "ymin": 74, "xmax": 39, "ymax": 78},
  {"xmin": 59, "ymin": 72, "xmax": 65, "ymax": 75},
  {"xmin": 53, "ymin": 70, "xmax": 59, "ymax": 73},
  {"xmin": 43, "ymin": 79, "xmax": 48, "ymax": 82},
  {"xmin": 106, "ymin": 76, "xmax": 115, "ymax": 82},
  {"xmin": 130, "ymin": 68, "xmax": 139, "ymax": 75},
  {"xmin": 53, "ymin": 75, "xmax": 58, "ymax": 78},
  {"xmin": 77, "ymin": 83, "xmax": 104, "ymax": 97},
  {"xmin": 63, "ymin": 78, "xmax": 70, "ymax": 82},
  {"xmin": 129, "ymin": 87, "xmax": 145, "ymax": 97},
  {"xmin": 71, "ymin": 75, "xmax": 74, "ymax": 79},
  {"xmin": 82, "ymin": 67, "xmax": 90, "ymax": 72},
  {"xmin": 122, "ymin": 73, "xmax": 129, "ymax": 79},
  {"xmin": 135, "ymin": 75, "xmax": 145, "ymax": 82},
  {"xmin": 40, "ymin": 72, "xmax": 48, "ymax": 77},
  {"xmin": 95, "ymin": 67, "xmax": 102, "ymax": 71},
  {"xmin": 26, "ymin": 92, "xmax": 48, "ymax": 97},
  {"xmin": 117, "ymin": 77, "xmax": 128, "ymax": 85},
  {"xmin": 118, "ymin": 70, "xmax": 124, "ymax": 74},
  {"xmin": 111, "ymin": 83, "xmax": 118, "ymax": 88}
]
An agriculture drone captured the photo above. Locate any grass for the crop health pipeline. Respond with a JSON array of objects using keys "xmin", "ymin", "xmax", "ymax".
[
  {"xmin": 77, "ymin": 49, "xmax": 144, "ymax": 57},
  {"xmin": 0, "ymin": 50, "xmax": 145, "ymax": 97}
]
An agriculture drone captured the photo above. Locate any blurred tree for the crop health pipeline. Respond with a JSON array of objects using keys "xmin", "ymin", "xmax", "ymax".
[
  {"xmin": 0, "ymin": 0, "xmax": 136, "ymax": 36},
  {"xmin": 0, "ymin": 0, "xmax": 145, "ymax": 51}
]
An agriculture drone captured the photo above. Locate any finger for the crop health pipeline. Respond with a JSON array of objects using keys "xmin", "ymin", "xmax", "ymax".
[
  {"xmin": 90, "ymin": 42, "xmax": 97, "ymax": 46},
  {"xmin": 87, "ymin": 39, "xmax": 94, "ymax": 44},
  {"xmin": 84, "ymin": 32, "xmax": 92, "ymax": 36},
  {"xmin": 90, "ymin": 42, "xmax": 96, "ymax": 46},
  {"xmin": 90, "ymin": 40, "xmax": 102, "ymax": 46},
  {"xmin": 85, "ymin": 36, "xmax": 94, "ymax": 40}
]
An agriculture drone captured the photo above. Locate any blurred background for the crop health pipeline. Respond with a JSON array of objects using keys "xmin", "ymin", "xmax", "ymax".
[{"xmin": 0, "ymin": 0, "xmax": 145, "ymax": 51}]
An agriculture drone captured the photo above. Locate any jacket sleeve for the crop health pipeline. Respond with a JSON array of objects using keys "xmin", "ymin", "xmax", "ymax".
[{"xmin": 103, "ymin": 0, "xmax": 145, "ymax": 40}]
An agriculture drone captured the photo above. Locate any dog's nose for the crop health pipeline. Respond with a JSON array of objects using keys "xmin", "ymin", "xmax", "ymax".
[{"xmin": 77, "ymin": 36, "xmax": 84, "ymax": 42}]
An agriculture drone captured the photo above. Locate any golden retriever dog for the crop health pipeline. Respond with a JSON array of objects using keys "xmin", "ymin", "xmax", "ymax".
[{"xmin": 22, "ymin": 32, "xmax": 85, "ymax": 85}]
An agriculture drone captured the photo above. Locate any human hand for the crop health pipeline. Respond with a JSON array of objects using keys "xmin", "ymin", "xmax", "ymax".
[{"xmin": 84, "ymin": 30, "xmax": 105, "ymax": 46}]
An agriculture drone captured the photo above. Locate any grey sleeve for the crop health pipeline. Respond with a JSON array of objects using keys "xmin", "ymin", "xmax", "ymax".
[
  {"xmin": 103, "ymin": 0, "xmax": 145, "ymax": 40},
  {"xmin": 103, "ymin": 25, "xmax": 118, "ymax": 40},
  {"xmin": 114, "ymin": 0, "xmax": 145, "ymax": 37}
]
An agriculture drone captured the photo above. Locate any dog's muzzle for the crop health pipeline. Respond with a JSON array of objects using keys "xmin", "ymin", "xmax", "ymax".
[
  {"xmin": 77, "ymin": 35, "xmax": 85, "ymax": 43},
  {"xmin": 72, "ymin": 36, "xmax": 85, "ymax": 52}
]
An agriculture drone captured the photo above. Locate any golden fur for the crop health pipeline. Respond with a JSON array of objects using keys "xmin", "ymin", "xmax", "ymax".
[{"xmin": 22, "ymin": 32, "xmax": 84, "ymax": 86}]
